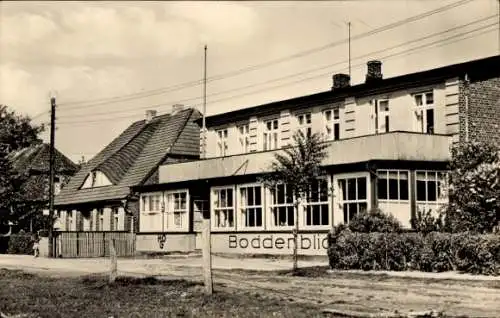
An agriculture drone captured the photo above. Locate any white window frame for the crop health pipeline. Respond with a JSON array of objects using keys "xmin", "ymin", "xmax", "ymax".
[
  {"xmin": 263, "ymin": 118, "xmax": 280, "ymax": 151},
  {"xmin": 113, "ymin": 207, "xmax": 120, "ymax": 231},
  {"xmin": 296, "ymin": 112, "xmax": 312, "ymax": 138},
  {"xmin": 81, "ymin": 170, "xmax": 112, "ymax": 189},
  {"xmin": 413, "ymin": 91, "xmax": 435, "ymax": 134},
  {"xmin": 165, "ymin": 189, "xmax": 190, "ymax": 231},
  {"xmin": 216, "ymin": 128, "xmax": 229, "ymax": 157},
  {"xmin": 267, "ymin": 183, "xmax": 295, "ymax": 230},
  {"xmin": 98, "ymin": 208, "xmax": 104, "ymax": 231},
  {"xmin": 415, "ymin": 170, "xmax": 448, "ymax": 217},
  {"xmin": 333, "ymin": 172, "xmax": 370, "ymax": 225},
  {"xmin": 237, "ymin": 124, "xmax": 250, "ymax": 154},
  {"xmin": 377, "ymin": 170, "xmax": 410, "ymax": 202},
  {"xmin": 302, "ymin": 177, "xmax": 331, "ymax": 229},
  {"xmin": 377, "ymin": 99, "xmax": 390, "ymax": 134},
  {"xmin": 237, "ymin": 183, "xmax": 264, "ymax": 231},
  {"xmin": 323, "ymin": 108, "xmax": 341, "ymax": 141},
  {"xmin": 211, "ymin": 186, "xmax": 236, "ymax": 231}
]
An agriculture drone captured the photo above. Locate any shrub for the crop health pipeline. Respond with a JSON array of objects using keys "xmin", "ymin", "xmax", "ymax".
[
  {"xmin": 411, "ymin": 207, "xmax": 444, "ymax": 235},
  {"xmin": 327, "ymin": 230, "xmax": 500, "ymax": 275},
  {"xmin": 7, "ymin": 234, "xmax": 34, "ymax": 255},
  {"xmin": 345, "ymin": 208, "xmax": 403, "ymax": 233}
]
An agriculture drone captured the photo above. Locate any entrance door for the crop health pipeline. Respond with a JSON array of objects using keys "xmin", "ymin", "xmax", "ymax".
[{"xmin": 333, "ymin": 173, "xmax": 370, "ymax": 225}]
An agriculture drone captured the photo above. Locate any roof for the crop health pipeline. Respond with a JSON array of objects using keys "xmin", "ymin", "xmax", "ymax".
[
  {"xmin": 54, "ymin": 108, "xmax": 201, "ymax": 207},
  {"xmin": 201, "ymin": 54, "xmax": 500, "ymax": 127},
  {"xmin": 8, "ymin": 143, "xmax": 79, "ymax": 175}
]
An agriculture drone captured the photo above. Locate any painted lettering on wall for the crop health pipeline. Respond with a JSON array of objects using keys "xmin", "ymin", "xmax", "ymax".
[{"xmin": 228, "ymin": 234, "xmax": 328, "ymax": 250}]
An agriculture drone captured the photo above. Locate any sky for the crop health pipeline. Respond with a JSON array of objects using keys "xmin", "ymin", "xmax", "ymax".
[{"xmin": 0, "ymin": 0, "xmax": 499, "ymax": 163}]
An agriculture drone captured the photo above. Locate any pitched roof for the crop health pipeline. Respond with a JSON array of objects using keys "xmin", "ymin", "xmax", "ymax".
[
  {"xmin": 54, "ymin": 108, "xmax": 201, "ymax": 207},
  {"xmin": 8, "ymin": 143, "xmax": 79, "ymax": 175}
]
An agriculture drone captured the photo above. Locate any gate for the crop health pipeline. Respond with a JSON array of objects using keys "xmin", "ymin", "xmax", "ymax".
[{"xmin": 54, "ymin": 231, "xmax": 136, "ymax": 258}]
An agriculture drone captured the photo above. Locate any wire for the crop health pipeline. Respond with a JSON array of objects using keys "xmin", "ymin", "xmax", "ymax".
[
  {"xmin": 56, "ymin": 14, "xmax": 497, "ymax": 121},
  {"xmin": 56, "ymin": 22, "xmax": 497, "ymax": 125},
  {"xmin": 56, "ymin": 0, "xmax": 475, "ymax": 109}
]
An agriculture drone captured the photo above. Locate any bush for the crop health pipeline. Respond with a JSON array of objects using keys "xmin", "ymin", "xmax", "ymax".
[
  {"xmin": 7, "ymin": 234, "xmax": 34, "ymax": 255},
  {"xmin": 411, "ymin": 207, "xmax": 444, "ymax": 235},
  {"xmin": 327, "ymin": 229, "xmax": 500, "ymax": 275},
  {"xmin": 344, "ymin": 208, "xmax": 403, "ymax": 233}
]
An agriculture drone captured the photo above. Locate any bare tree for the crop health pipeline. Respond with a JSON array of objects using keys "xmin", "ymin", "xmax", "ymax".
[{"xmin": 260, "ymin": 130, "xmax": 329, "ymax": 272}]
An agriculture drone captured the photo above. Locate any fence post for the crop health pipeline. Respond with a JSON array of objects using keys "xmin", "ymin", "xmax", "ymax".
[
  {"xmin": 109, "ymin": 238, "xmax": 117, "ymax": 283},
  {"xmin": 103, "ymin": 232, "xmax": 106, "ymax": 257}
]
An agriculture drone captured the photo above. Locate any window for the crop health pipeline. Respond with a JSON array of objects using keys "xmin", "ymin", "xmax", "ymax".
[
  {"xmin": 99, "ymin": 209, "xmax": 104, "ymax": 231},
  {"xmin": 377, "ymin": 170, "xmax": 409, "ymax": 201},
  {"xmin": 238, "ymin": 124, "xmax": 250, "ymax": 153},
  {"xmin": 166, "ymin": 191, "xmax": 188, "ymax": 228},
  {"xmin": 216, "ymin": 129, "xmax": 228, "ymax": 156},
  {"xmin": 414, "ymin": 91, "xmax": 434, "ymax": 134},
  {"xmin": 269, "ymin": 184, "xmax": 294, "ymax": 227},
  {"xmin": 141, "ymin": 193, "xmax": 162, "ymax": 214},
  {"xmin": 324, "ymin": 109, "xmax": 341, "ymax": 141},
  {"xmin": 338, "ymin": 177, "xmax": 368, "ymax": 223},
  {"xmin": 239, "ymin": 185, "xmax": 263, "ymax": 228},
  {"xmin": 304, "ymin": 178, "xmax": 329, "ymax": 226},
  {"xmin": 297, "ymin": 113, "xmax": 312, "ymax": 137},
  {"xmin": 263, "ymin": 119, "xmax": 279, "ymax": 151},
  {"xmin": 67, "ymin": 211, "xmax": 73, "ymax": 231},
  {"xmin": 213, "ymin": 188, "xmax": 234, "ymax": 228},
  {"xmin": 416, "ymin": 171, "xmax": 448, "ymax": 203},
  {"xmin": 377, "ymin": 100, "xmax": 390, "ymax": 133},
  {"xmin": 113, "ymin": 208, "xmax": 119, "ymax": 231}
]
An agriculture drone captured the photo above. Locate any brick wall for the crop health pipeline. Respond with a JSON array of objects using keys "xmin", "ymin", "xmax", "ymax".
[{"xmin": 459, "ymin": 76, "xmax": 500, "ymax": 145}]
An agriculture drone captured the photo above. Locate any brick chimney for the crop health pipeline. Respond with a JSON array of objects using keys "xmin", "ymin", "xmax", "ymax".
[
  {"xmin": 365, "ymin": 60, "xmax": 383, "ymax": 83},
  {"xmin": 145, "ymin": 110, "xmax": 157, "ymax": 123},
  {"xmin": 172, "ymin": 104, "xmax": 184, "ymax": 114},
  {"xmin": 332, "ymin": 73, "xmax": 351, "ymax": 90}
]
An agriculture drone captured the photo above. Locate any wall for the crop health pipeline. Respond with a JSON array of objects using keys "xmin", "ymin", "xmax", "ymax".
[
  {"xmin": 461, "ymin": 76, "xmax": 500, "ymax": 145},
  {"xmin": 135, "ymin": 233, "xmax": 196, "ymax": 253}
]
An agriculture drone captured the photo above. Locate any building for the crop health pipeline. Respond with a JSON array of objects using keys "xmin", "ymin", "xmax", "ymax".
[
  {"xmin": 7, "ymin": 142, "xmax": 79, "ymax": 232},
  {"xmin": 132, "ymin": 55, "xmax": 500, "ymax": 256},
  {"xmin": 54, "ymin": 106, "xmax": 201, "ymax": 233}
]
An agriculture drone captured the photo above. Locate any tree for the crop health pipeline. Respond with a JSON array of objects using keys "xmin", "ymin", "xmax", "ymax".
[
  {"xmin": 0, "ymin": 105, "xmax": 45, "ymax": 228},
  {"xmin": 260, "ymin": 130, "xmax": 329, "ymax": 272},
  {"xmin": 444, "ymin": 141, "xmax": 500, "ymax": 233}
]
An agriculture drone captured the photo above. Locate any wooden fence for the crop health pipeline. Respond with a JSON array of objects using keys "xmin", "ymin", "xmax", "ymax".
[{"xmin": 54, "ymin": 232, "xmax": 136, "ymax": 258}]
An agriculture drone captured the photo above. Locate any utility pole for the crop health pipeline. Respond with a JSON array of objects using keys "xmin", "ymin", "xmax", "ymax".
[
  {"xmin": 48, "ymin": 95, "xmax": 56, "ymax": 258},
  {"xmin": 202, "ymin": 44, "xmax": 213, "ymax": 295},
  {"xmin": 348, "ymin": 21, "xmax": 351, "ymax": 78}
]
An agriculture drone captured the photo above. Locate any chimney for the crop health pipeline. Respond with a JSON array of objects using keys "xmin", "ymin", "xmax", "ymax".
[
  {"xmin": 332, "ymin": 73, "xmax": 351, "ymax": 90},
  {"xmin": 365, "ymin": 60, "xmax": 383, "ymax": 83},
  {"xmin": 145, "ymin": 110, "xmax": 157, "ymax": 123},
  {"xmin": 172, "ymin": 104, "xmax": 184, "ymax": 114}
]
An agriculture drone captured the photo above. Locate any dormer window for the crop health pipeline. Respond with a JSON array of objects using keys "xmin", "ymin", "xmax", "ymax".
[{"xmin": 81, "ymin": 170, "xmax": 112, "ymax": 189}]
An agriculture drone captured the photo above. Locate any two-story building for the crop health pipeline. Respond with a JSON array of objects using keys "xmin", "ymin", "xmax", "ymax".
[{"xmin": 134, "ymin": 55, "xmax": 499, "ymax": 256}]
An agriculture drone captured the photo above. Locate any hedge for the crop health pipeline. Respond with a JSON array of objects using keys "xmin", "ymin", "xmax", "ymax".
[
  {"xmin": 327, "ymin": 229, "xmax": 500, "ymax": 275},
  {"xmin": 7, "ymin": 234, "xmax": 34, "ymax": 255}
]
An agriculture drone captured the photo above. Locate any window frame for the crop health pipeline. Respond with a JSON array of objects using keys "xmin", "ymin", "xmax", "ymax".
[
  {"xmin": 333, "ymin": 172, "xmax": 370, "ymax": 225},
  {"xmin": 377, "ymin": 99, "xmax": 390, "ymax": 134},
  {"xmin": 164, "ymin": 189, "xmax": 190, "ymax": 231},
  {"xmin": 140, "ymin": 191, "xmax": 163, "ymax": 215},
  {"xmin": 302, "ymin": 177, "xmax": 331, "ymax": 229},
  {"xmin": 237, "ymin": 123, "xmax": 250, "ymax": 154},
  {"xmin": 267, "ymin": 183, "xmax": 296, "ymax": 230},
  {"xmin": 413, "ymin": 90, "xmax": 435, "ymax": 134},
  {"xmin": 113, "ymin": 207, "xmax": 120, "ymax": 231},
  {"xmin": 216, "ymin": 128, "xmax": 229, "ymax": 157},
  {"xmin": 237, "ymin": 183, "xmax": 265, "ymax": 231},
  {"xmin": 296, "ymin": 112, "xmax": 312, "ymax": 138},
  {"xmin": 211, "ymin": 186, "xmax": 236, "ymax": 231},
  {"xmin": 323, "ymin": 108, "xmax": 341, "ymax": 141},
  {"xmin": 377, "ymin": 169, "xmax": 410, "ymax": 202},
  {"xmin": 415, "ymin": 170, "xmax": 448, "ymax": 204},
  {"xmin": 263, "ymin": 118, "xmax": 280, "ymax": 151}
]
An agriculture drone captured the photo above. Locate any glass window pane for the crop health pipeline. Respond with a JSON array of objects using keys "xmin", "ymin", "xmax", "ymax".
[
  {"xmin": 388, "ymin": 178, "xmax": 398, "ymax": 200},
  {"xmin": 306, "ymin": 206, "xmax": 312, "ymax": 225},
  {"xmin": 427, "ymin": 181, "xmax": 437, "ymax": 201},
  {"xmin": 227, "ymin": 189, "xmax": 233, "ymax": 207},
  {"xmin": 359, "ymin": 202, "xmax": 368, "ymax": 214},
  {"xmin": 377, "ymin": 178, "xmax": 387, "ymax": 199},
  {"xmin": 256, "ymin": 208, "xmax": 262, "ymax": 227},
  {"xmin": 399, "ymin": 179, "xmax": 409, "ymax": 200},
  {"xmin": 277, "ymin": 185, "xmax": 285, "ymax": 204},
  {"xmin": 415, "ymin": 94, "xmax": 423, "ymax": 106},
  {"xmin": 425, "ymin": 92, "xmax": 434, "ymax": 104},
  {"xmin": 334, "ymin": 123, "xmax": 340, "ymax": 141},
  {"xmin": 248, "ymin": 187, "xmax": 254, "ymax": 206},
  {"xmin": 333, "ymin": 109, "xmax": 339, "ymax": 119},
  {"xmin": 347, "ymin": 178, "xmax": 357, "ymax": 200},
  {"xmin": 339, "ymin": 179, "xmax": 346, "ymax": 200},
  {"xmin": 255, "ymin": 187, "xmax": 261, "ymax": 205},
  {"xmin": 426, "ymin": 109, "xmax": 434, "ymax": 134},
  {"xmin": 273, "ymin": 120, "xmax": 279, "ymax": 130},
  {"xmin": 357, "ymin": 177, "xmax": 367, "ymax": 200},
  {"xmin": 325, "ymin": 110, "xmax": 332, "ymax": 121},
  {"xmin": 416, "ymin": 180, "xmax": 426, "ymax": 201},
  {"xmin": 287, "ymin": 206, "xmax": 295, "ymax": 225},
  {"xmin": 348, "ymin": 203, "xmax": 358, "ymax": 221},
  {"xmin": 321, "ymin": 205, "xmax": 329, "ymax": 225}
]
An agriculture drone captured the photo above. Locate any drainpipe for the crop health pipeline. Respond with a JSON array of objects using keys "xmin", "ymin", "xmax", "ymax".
[{"xmin": 464, "ymin": 73, "xmax": 470, "ymax": 142}]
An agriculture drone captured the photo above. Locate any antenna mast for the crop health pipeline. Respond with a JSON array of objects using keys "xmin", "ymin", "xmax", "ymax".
[{"xmin": 348, "ymin": 21, "xmax": 351, "ymax": 78}]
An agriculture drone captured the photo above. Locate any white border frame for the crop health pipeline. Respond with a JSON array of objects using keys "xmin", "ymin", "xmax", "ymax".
[
  {"xmin": 333, "ymin": 171, "xmax": 371, "ymax": 226},
  {"xmin": 211, "ymin": 185, "xmax": 237, "ymax": 232},
  {"xmin": 236, "ymin": 182, "xmax": 266, "ymax": 231}
]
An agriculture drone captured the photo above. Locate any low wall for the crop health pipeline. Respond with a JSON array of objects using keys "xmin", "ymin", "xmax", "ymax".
[
  {"xmin": 211, "ymin": 232, "xmax": 329, "ymax": 256},
  {"xmin": 136, "ymin": 233, "xmax": 196, "ymax": 253}
]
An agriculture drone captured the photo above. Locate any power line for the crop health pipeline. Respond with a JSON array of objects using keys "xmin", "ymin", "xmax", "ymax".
[
  {"xmin": 57, "ymin": 24, "xmax": 496, "ymax": 125},
  {"xmin": 56, "ymin": 17, "xmax": 497, "ymax": 124},
  {"xmin": 56, "ymin": 0, "xmax": 474, "ymax": 109}
]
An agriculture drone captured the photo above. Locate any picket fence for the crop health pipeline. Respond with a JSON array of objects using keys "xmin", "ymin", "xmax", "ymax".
[{"xmin": 54, "ymin": 231, "xmax": 136, "ymax": 258}]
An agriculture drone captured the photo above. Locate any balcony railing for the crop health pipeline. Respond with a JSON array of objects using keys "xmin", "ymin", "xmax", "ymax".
[{"xmin": 159, "ymin": 131, "xmax": 451, "ymax": 184}]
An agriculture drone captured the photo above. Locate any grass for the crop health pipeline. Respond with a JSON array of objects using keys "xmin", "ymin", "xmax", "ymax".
[{"xmin": 0, "ymin": 269, "xmax": 332, "ymax": 318}]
